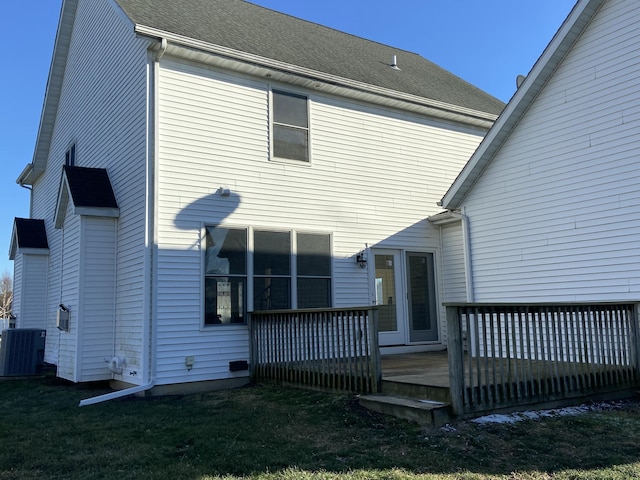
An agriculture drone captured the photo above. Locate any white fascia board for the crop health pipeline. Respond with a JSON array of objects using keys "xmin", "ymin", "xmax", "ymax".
[
  {"xmin": 17, "ymin": 248, "xmax": 50, "ymax": 256},
  {"xmin": 427, "ymin": 210, "xmax": 462, "ymax": 225},
  {"xmin": 54, "ymin": 174, "xmax": 70, "ymax": 229},
  {"xmin": 73, "ymin": 207, "xmax": 120, "ymax": 218},
  {"xmin": 440, "ymin": 0, "xmax": 605, "ymax": 210},
  {"xmin": 30, "ymin": 0, "xmax": 80, "ymax": 183},
  {"xmin": 134, "ymin": 25, "xmax": 498, "ymax": 129}
]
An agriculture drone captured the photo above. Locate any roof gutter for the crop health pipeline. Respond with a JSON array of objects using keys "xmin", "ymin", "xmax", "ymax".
[{"xmin": 133, "ymin": 25, "xmax": 498, "ymax": 129}]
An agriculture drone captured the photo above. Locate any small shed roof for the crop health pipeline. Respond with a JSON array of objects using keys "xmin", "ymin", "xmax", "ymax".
[
  {"xmin": 63, "ymin": 166, "xmax": 118, "ymax": 209},
  {"xmin": 54, "ymin": 166, "xmax": 119, "ymax": 229},
  {"xmin": 9, "ymin": 218, "xmax": 49, "ymax": 260}
]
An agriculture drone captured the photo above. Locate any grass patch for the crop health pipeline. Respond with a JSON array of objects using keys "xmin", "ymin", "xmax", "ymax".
[{"xmin": 1, "ymin": 374, "xmax": 640, "ymax": 479}]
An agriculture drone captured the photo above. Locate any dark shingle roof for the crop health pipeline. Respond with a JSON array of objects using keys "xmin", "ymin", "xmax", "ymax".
[
  {"xmin": 63, "ymin": 166, "xmax": 118, "ymax": 209},
  {"xmin": 115, "ymin": 0, "xmax": 504, "ymax": 115},
  {"xmin": 14, "ymin": 218, "xmax": 49, "ymax": 250}
]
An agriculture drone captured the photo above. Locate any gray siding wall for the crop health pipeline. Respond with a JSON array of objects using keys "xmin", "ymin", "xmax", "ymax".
[
  {"xmin": 461, "ymin": 0, "xmax": 640, "ymax": 302},
  {"xmin": 29, "ymin": 0, "xmax": 150, "ymax": 379}
]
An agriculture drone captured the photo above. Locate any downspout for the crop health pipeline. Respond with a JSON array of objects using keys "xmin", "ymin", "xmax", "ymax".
[
  {"xmin": 79, "ymin": 38, "xmax": 167, "ymax": 406},
  {"xmin": 451, "ymin": 209, "xmax": 474, "ymax": 303},
  {"xmin": 459, "ymin": 209, "xmax": 474, "ymax": 303}
]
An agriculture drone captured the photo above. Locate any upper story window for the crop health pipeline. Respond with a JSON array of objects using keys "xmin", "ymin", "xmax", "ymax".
[
  {"xmin": 65, "ymin": 144, "xmax": 76, "ymax": 166},
  {"xmin": 272, "ymin": 90, "xmax": 309, "ymax": 162}
]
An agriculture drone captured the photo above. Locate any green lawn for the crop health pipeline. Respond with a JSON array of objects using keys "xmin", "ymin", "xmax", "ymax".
[{"xmin": 1, "ymin": 374, "xmax": 639, "ymax": 479}]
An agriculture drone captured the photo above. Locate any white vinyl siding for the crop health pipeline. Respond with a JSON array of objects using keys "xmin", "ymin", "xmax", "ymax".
[
  {"xmin": 57, "ymin": 210, "xmax": 81, "ymax": 382},
  {"xmin": 77, "ymin": 217, "xmax": 116, "ymax": 381},
  {"xmin": 461, "ymin": 0, "xmax": 640, "ymax": 302},
  {"xmin": 28, "ymin": 0, "xmax": 149, "ymax": 378},
  {"xmin": 440, "ymin": 222, "xmax": 467, "ymax": 302},
  {"xmin": 155, "ymin": 58, "xmax": 487, "ymax": 384},
  {"xmin": 15, "ymin": 254, "xmax": 49, "ymax": 329},
  {"xmin": 11, "ymin": 255, "xmax": 22, "ymax": 323}
]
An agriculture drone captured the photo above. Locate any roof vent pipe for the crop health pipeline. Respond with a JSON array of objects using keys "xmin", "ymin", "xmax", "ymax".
[{"xmin": 391, "ymin": 54, "xmax": 401, "ymax": 70}]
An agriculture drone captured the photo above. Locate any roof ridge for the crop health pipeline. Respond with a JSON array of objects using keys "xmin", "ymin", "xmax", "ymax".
[{"xmin": 243, "ymin": 0, "xmax": 424, "ymax": 58}]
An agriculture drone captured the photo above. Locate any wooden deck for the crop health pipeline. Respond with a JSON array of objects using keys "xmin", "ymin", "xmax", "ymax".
[
  {"xmin": 382, "ymin": 351, "xmax": 450, "ymax": 387},
  {"xmin": 380, "ymin": 351, "xmax": 452, "ymax": 403}
]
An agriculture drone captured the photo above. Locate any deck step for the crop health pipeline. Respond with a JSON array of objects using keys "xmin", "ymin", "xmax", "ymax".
[
  {"xmin": 359, "ymin": 394, "xmax": 452, "ymax": 427},
  {"xmin": 381, "ymin": 378, "xmax": 451, "ymax": 403}
]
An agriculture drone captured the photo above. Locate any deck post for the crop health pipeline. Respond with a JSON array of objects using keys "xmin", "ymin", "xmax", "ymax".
[
  {"xmin": 248, "ymin": 313, "xmax": 257, "ymax": 383},
  {"xmin": 446, "ymin": 305, "xmax": 465, "ymax": 416},
  {"xmin": 368, "ymin": 307, "xmax": 381, "ymax": 393},
  {"xmin": 631, "ymin": 304, "xmax": 640, "ymax": 380}
]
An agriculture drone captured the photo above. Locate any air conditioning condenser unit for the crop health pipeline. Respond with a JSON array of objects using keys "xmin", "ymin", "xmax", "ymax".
[{"xmin": 0, "ymin": 329, "xmax": 46, "ymax": 376}]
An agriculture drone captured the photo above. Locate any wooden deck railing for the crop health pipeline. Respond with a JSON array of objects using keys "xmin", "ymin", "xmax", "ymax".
[
  {"xmin": 446, "ymin": 302, "xmax": 640, "ymax": 416},
  {"xmin": 249, "ymin": 307, "xmax": 381, "ymax": 393}
]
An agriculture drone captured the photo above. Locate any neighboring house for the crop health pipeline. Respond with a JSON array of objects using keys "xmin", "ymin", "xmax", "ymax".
[
  {"xmin": 433, "ymin": 0, "xmax": 640, "ymax": 305},
  {"xmin": 8, "ymin": 0, "xmax": 503, "ymax": 394}
]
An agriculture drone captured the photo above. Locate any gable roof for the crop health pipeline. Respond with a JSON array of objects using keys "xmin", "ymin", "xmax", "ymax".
[
  {"xmin": 54, "ymin": 166, "xmax": 119, "ymax": 228},
  {"xmin": 19, "ymin": 0, "xmax": 504, "ymax": 187},
  {"xmin": 9, "ymin": 218, "xmax": 49, "ymax": 260},
  {"xmin": 440, "ymin": 0, "xmax": 605, "ymax": 210},
  {"xmin": 114, "ymin": 0, "xmax": 504, "ymax": 119}
]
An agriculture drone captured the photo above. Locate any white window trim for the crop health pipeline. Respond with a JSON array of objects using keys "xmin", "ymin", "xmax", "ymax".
[
  {"xmin": 200, "ymin": 225, "xmax": 334, "ymax": 329},
  {"xmin": 269, "ymin": 87, "xmax": 312, "ymax": 165}
]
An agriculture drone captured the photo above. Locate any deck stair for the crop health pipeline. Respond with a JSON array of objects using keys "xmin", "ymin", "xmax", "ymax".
[
  {"xmin": 359, "ymin": 351, "xmax": 453, "ymax": 426},
  {"xmin": 359, "ymin": 393, "xmax": 451, "ymax": 427}
]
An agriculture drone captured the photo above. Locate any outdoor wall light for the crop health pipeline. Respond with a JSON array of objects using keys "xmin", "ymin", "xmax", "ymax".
[
  {"xmin": 216, "ymin": 186, "xmax": 231, "ymax": 197},
  {"xmin": 355, "ymin": 250, "xmax": 368, "ymax": 268}
]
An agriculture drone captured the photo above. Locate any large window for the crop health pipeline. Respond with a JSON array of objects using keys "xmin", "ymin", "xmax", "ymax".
[
  {"xmin": 204, "ymin": 227, "xmax": 247, "ymax": 325},
  {"xmin": 203, "ymin": 228, "xmax": 332, "ymax": 324},
  {"xmin": 296, "ymin": 233, "xmax": 331, "ymax": 308},
  {"xmin": 272, "ymin": 90, "xmax": 309, "ymax": 162},
  {"xmin": 253, "ymin": 230, "xmax": 291, "ymax": 310}
]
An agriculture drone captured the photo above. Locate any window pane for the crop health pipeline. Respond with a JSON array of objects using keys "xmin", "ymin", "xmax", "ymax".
[
  {"xmin": 253, "ymin": 277, "xmax": 291, "ymax": 310},
  {"xmin": 297, "ymin": 278, "xmax": 331, "ymax": 309},
  {"xmin": 273, "ymin": 90, "xmax": 308, "ymax": 127},
  {"xmin": 273, "ymin": 125, "xmax": 308, "ymax": 162},
  {"xmin": 205, "ymin": 227, "xmax": 246, "ymax": 275},
  {"xmin": 254, "ymin": 230, "xmax": 290, "ymax": 275},
  {"xmin": 205, "ymin": 277, "xmax": 246, "ymax": 325},
  {"xmin": 297, "ymin": 233, "xmax": 330, "ymax": 276}
]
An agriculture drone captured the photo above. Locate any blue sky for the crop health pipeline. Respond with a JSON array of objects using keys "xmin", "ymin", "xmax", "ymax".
[{"xmin": 0, "ymin": 0, "xmax": 576, "ymax": 276}]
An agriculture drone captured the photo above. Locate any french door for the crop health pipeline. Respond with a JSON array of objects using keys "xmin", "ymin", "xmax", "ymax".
[{"xmin": 372, "ymin": 249, "xmax": 439, "ymax": 346}]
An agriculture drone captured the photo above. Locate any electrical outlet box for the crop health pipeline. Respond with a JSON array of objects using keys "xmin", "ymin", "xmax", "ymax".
[
  {"xmin": 185, "ymin": 356, "xmax": 195, "ymax": 368},
  {"xmin": 56, "ymin": 309, "xmax": 70, "ymax": 331}
]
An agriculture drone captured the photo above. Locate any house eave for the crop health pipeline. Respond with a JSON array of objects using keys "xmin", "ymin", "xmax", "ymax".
[
  {"xmin": 440, "ymin": 0, "xmax": 605, "ymax": 210},
  {"xmin": 16, "ymin": 163, "xmax": 36, "ymax": 186},
  {"xmin": 427, "ymin": 210, "xmax": 462, "ymax": 225},
  {"xmin": 16, "ymin": 247, "xmax": 51, "ymax": 257},
  {"xmin": 135, "ymin": 25, "xmax": 498, "ymax": 130},
  {"xmin": 74, "ymin": 206, "xmax": 120, "ymax": 218},
  {"xmin": 29, "ymin": 0, "xmax": 80, "ymax": 184}
]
